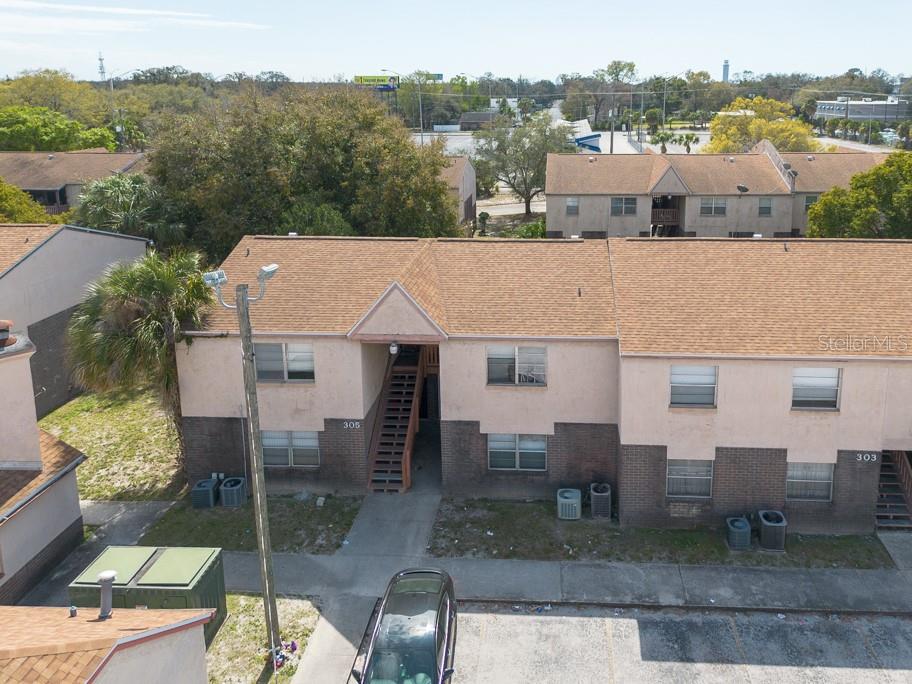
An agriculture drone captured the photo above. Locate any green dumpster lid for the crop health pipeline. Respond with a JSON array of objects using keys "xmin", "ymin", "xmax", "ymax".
[
  {"xmin": 137, "ymin": 547, "xmax": 216, "ymax": 586},
  {"xmin": 74, "ymin": 546, "xmax": 157, "ymax": 586}
]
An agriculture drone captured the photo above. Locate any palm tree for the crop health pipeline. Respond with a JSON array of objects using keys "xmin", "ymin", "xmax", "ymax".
[
  {"xmin": 650, "ymin": 131, "xmax": 675, "ymax": 153},
  {"xmin": 674, "ymin": 133, "xmax": 701, "ymax": 153},
  {"xmin": 67, "ymin": 250, "xmax": 213, "ymax": 463}
]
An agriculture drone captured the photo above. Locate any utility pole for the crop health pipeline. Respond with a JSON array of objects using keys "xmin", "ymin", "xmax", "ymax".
[
  {"xmin": 236, "ymin": 284, "xmax": 281, "ymax": 659},
  {"xmin": 204, "ymin": 267, "xmax": 282, "ymax": 666},
  {"xmin": 417, "ymin": 77, "xmax": 424, "ymax": 146}
]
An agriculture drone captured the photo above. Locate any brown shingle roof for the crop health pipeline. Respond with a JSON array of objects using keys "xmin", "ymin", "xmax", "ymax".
[
  {"xmin": 0, "ymin": 151, "xmax": 144, "ymax": 190},
  {"xmin": 0, "ymin": 606, "xmax": 211, "ymax": 683},
  {"xmin": 608, "ymin": 237, "xmax": 912, "ymax": 357},
  {"xmin": 664, "ymin": 153, "xmax": 789, "ymax": 195},
  {"xmin": 0, "ymin": 224, "xmax": 59, "ymax": 274},
  {"xmin": 202, "ymin": 236, "xmax": 617, "ymax": 338},
  {"xmin": 440, "ymin": 156, "xmax": 469, "ymax": 189},
  {"xmin": 0, "ymin": 430, "xmax": 85, "ymax": 521},
  {"xmin": 779, "ymin": 152, "xmax": 890, "ymax": 193}
]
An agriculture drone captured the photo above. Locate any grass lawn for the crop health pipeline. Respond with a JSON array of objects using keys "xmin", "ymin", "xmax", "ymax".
[
  {"xmin": 39, "ymin": 388, "xmax": 185, "ymax": 501},
  {"xmin": 140, "ymin": 494, "xmax": 362, "ymax": 553},
  {"xmin": 207, "ymin": 593, "xmax": 318, "ymax": 684},
  {"xmin": 429, "ymin": 498, "xmax": 894, "ymax": 569}
]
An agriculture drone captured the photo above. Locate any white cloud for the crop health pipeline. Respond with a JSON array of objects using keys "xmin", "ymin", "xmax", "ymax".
[
  {"xmin": 0, "ymin": 0, "xmax": 205, "ymax": 17},
  {"xmin": 0, "ymin": 1, "xmax": 269, "ymax": 29},
  {"xmin": 0, "ymin": 12, "xmax": 144, "ymax": 34},
  {"xmin": 167, "ymin": 17, "xmax": 268, "ymax": 30}
]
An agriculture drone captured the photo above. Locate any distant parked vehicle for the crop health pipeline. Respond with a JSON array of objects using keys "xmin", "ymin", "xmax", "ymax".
[{"xmin": 352, "ymin": 569, "xmax": 457, "ymax": 684}]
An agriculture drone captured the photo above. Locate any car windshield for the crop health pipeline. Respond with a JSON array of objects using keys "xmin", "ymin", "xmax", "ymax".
[{"xmin": 364, "ymin": 577, "xmax": 443, "ymax": 683}]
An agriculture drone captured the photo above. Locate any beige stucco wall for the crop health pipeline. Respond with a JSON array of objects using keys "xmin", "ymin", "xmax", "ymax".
[
  {"xmin": 546, "ymin": 194, "xmax": 649, "ymax": 236},
  {"xmin": 352, "ymin": 286, "xmax": 443, "ymax": 340},
  {"xmin": 361, "ymin": 342, "xmax": 390, "ymax": 415},
  {"xmin": 791, "ymin": 194, "xmax": 817, "ymax": 232},
  {"xmin": 177, "ymin": 336, "xmax": 381, "ymax": 430},
  {"xmin": 440, "ymin": 339, "xmax": 620, "ymax": 434},
  {"xmin": 0, "ymin": 470, "xmax": 80, "ymax": 584},
  {"xmin": 682, "ymin": 195, "xmax": 793, "ymax": 237},
  {"xmin": 0, "ymin": 346, "xmax": 41, "ymax": 467},
  {"xmin": 619, "ymin": 356, "xmax": 912, "ymax": 461},
  {"xmin": 94, "ymin": 624, "xmax": 207, "ymax": 684},
  {"xmin": 0, "ymin": 228, "xmax": 146, "ymax": 329}
]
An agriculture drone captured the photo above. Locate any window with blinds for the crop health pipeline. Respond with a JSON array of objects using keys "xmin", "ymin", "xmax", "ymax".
[
  {"xmin": 786, "ymin": 462, "xmax": 833, "ymax": 501},
  {"xmin": 792, "ymin": 368, "xmax": 840, "ymax": 409},
  {"xmin": 666, "ymin": 459, "xmax": 713, "ymax": 497},
  {"xmin": 670, "ymin": 365, "xmax": 717, "ymax": 407},
  {"xmin": 488, "ymin": 434, "xmax": 547, "ymax": 471}
]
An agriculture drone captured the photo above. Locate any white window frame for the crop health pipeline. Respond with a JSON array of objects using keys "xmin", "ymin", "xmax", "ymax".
[
  {"xmin": 565, "ymin": 197, "xmax": 579, "ymax": 215},
  {"xmin": 261, "ymin": 430, "xmax": 320, "ymax": 468},
  {"xmin": 700, "ymin": 197, "xmax": 727, "ymax": 216},
  {"xmin": 669, "ymin": 365, "xmax": 718, "ymax": 408},
  {"xmin": 666, "ymin": 459, "xmax": 714, "ymax": 498},
  {"xmin": 487, "ymin": 433, "xmax": 548, "ymax": 471},
  {"xmin": 254, "ymin": 342, "xmax": 315, "ymax": 383},
  {"xmin": 486, "ymin": 345, "xmax": 547, "ymax": 386},
  {"xmin": 611, "ymin": 196, "xmax": 637, "ymax": 216},
  {"xmin": 786, "ymin": 462, "xmax": 834, "ymax": 502},
  {"xmin": 758, "ymin": 197, "xmax": 772, "ymax": 217},
  {"xmin": 791, "ymin": 367, "xmax": 841, "ymax": 410}
]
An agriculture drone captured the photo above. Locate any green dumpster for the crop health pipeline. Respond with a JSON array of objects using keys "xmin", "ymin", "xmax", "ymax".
[{"xmin": 68, "ymin": 546, "xmax": 227, "ymax": 646}]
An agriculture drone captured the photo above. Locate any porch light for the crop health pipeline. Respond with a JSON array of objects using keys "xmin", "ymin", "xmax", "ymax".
[{"xmin": 389, "ymin": 342, "xmax": 399, "ymax": 356}]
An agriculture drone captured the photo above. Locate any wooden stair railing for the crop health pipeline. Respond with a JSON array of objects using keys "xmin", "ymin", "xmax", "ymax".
[
  {"xmin": 894, "ymin": 451, "xmax": 912, "ymax": 511},
  {"xmin": 366, "ymin": 353, "xmax": 395, "ymax": 482}
]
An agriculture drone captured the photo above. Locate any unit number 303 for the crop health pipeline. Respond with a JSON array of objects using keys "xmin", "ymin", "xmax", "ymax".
[{"xmin": 856, "ymin": 453, "xmax": 878, "ymax": 462}]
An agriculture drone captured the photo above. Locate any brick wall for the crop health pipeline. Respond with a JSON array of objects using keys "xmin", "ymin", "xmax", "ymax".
[
  {"xmin": 0, "ymin": 516, "xmax": 83, "ymax": 605},
  {"xmin": 28, "ymin": 305, "xmax": 79, "ymax": 418},
  {"xmin": 440, "ymin": 420, "xmax": 619, "ymax": 498},
  {"xmin": 619, "ymin": 445, "xmax": 879, "ymax": 533},
  {"xmin": 182, "ymin": 396, "xmax": 378, "ymax": 493}
]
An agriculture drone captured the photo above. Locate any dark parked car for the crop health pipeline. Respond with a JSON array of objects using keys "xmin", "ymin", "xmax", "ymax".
[{"xmin": 352, "ymin": 568, "xmax": 457, "ymax": 684}]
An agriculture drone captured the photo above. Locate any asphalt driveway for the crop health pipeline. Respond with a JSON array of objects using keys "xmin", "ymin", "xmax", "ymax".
[{"xmin": 454, "ymin": 603, "xmax": 912, "ymax": 683}]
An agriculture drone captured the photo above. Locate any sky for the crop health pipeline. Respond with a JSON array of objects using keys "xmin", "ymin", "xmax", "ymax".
[{"xmin": 0, "ymin": 0, "xmax": 909, "ymax": 83}]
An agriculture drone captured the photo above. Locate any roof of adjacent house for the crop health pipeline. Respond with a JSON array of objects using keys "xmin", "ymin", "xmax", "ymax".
[
  {"xmin": 0, "ymin": 606, "xmax": 212, "ymax": 683},
  {"xmin": 545, "ymin": 149, "xmax": 889, "ymax": 196},
  {"xmin": 440, "ymin": 156, "xmax": 470, "ymax": 189},
  {"xmin": 779, "ymin": 152, "xmax": 890, "ymax": 193},
  {"xmin": 0, "ymin": 429, "xmax": 85, "ymax": 523},
  {"xmin": 607, "ymin": 238, "xmax": 912, "ymax": 357},
  {"xmin": 0, "ymin": 151, "xmax": 145, "ymax": 191},
  {"xmin": 0, "ymin": 224, "xmax": 148, "ymax": 277},
  {"xmin": 201, "ymin": 236, "xmax": 617, "ymax": 338}
]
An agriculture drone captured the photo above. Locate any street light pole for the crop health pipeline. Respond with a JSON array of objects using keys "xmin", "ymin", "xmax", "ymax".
[{"xmin": 204, "ymin": 266, "xmax": 282, "ymax": 665}]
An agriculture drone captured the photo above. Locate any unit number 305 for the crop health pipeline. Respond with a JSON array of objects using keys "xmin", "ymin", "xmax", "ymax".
[
  {"xmin": 856, "ymin": 453, "xmax": 878, "ymax": 462},
  {"xmin": 343, "ymin": 421, "xmax": 361, "ymax": 429}
]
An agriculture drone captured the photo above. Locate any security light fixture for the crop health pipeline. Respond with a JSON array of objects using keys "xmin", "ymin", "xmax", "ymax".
[
  {"xmin": 258, "ymin": 264, "xmax": 279, "ymax": 282},
  {"xmin": 203, "ymin": 269, "xmax": 228, "ymax": 287},
  {"xmin": 389, "ymin": 342, "xmax": 399, "ymax": 356}
]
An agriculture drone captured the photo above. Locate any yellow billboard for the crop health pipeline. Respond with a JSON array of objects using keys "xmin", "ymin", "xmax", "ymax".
[{"xmin": 354, "ymin": 75, "xmax": 399, "ymax": 87}]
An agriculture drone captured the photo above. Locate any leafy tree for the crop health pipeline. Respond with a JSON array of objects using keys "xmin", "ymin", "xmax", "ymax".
[
  {"xmin": 277, "ymin": 197, "xmax": 354, "ymax": 236},
  {"xmin": 825, "ymin": 118, "xmax": 841, "ymax": 138},
  {"xmin": 67, "ymin": 250, "xmax": 212, "ymax": 463},
  {"xmin": 74, "ymin": 174, "xmax": 184, "ymax": 246},
  {"xmin": 897, "ymin": 121, "xmax": 912, "ymax": 150},
  {"xmin": 807, "ymin": 152, "xmax": 912, "ymax": 238},
  {"xmin": 517, "ymin": 98, "xmax": 535, "ymax": 121},
  {"xmin": 675, "ymin": 132, "xmax": 700, "ymax": 153},
  {"xmin": 0, "ymin": 105, "xmax": 115, "ymax": 151},
  {"xmin": 0, "ymin": 178, "xmax": 53, "ymax": 222},
  {"xmin": 643, "ymin": 108, "xmax": 662, "ymax": 135},
  {"xmin": 474, "ymin": 112, "xmax": 575, "ymax": 215},
  {"xmin": 498, "ymin": 98, "xmax": 514, "ymax": 117},
  {"xmin": 703, "ymin": 96, "xmax": 821, "ymax": 153},
  {"xmin": 0, "ymin": 69, "xmax": 107, "ymax": 126},
  {"xmin": 150, "ymin": 87, "xmax": 457, "ymax": 259},
  {"xmin": 650, "ymin": 131, "xmax": 675, "ymax": 153}
]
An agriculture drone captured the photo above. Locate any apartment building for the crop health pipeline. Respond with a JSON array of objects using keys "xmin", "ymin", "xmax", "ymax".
[
  {"xmin": 545, "ymin": 143, "xmax": 890, "ymax": 238},
  {"xmin": 177, "ymin": 236, "xmax": 912, "ymax": 534},
  {"xmin": 440, "ymin": 156, "xmax": 477, "ymax": 224},
  {"xmin": 0, "ymin": 224, "xmax": 148, "ymax": 416}
]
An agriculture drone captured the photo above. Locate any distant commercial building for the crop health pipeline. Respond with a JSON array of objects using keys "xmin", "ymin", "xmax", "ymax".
[
  {"xmin": 0, "ymin": 151, "xmax": 145, "ymax": 215},
  {"xmin": 459, "ymin": 112, "xmax": 498, "ymax": 131},
  {"xmin": 814, "ymin": 96, "xmax": 910, "ymax": 122}
]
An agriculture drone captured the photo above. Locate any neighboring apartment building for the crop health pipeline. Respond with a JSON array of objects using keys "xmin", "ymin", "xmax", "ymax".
[
  {"xmin": 440, "ymin": 156, "xmax": 477, "ymax": 224},
  {"xmin": 176, "ymin": 235, "xmax": 912, "ymax": 534},
  {"xmin": 0, "ymin": 605, "xmax": 212, "ymax": 683},
  {"xmin": 0, "ymin": 150, "xmax": 144, "ymax": 214},
  {"xmin": 0, "ymin": 224, "xmax": 148, "ymax": 416},
  {"xmin": 0, "ymin": 322, "xmax": 86, "ymax": 604},
  {"xmin": 544, "ymin": 143, "xmax": 890, "ymax": 238}
]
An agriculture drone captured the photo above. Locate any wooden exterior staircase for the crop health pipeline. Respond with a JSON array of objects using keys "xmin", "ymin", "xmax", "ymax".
[
  {"xmin": 876, "ymin": 452, "xmax": 912, "ymax": 530},
  {"xmin": 366, "ymin": 347, "xmax": 427, "ymax": 493}
]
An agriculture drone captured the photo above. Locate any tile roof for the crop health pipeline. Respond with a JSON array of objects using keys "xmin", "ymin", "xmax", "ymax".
[
  {"xmin": 0, "ymin": 430, "xmax": 85, "ymax": 522},
  {"xmin": 608, "ymin": 238, "xmax": 912, "ymax": 357},
  {"xmin": 201, "ymin": 236, "xmax": 617, "ymax": 338},
  {"xmin": 440, "ymin": 156, "xmax": 469, "ymax": 189},
  {"xmin": 0, "ymin": 606, "xmax": 211, "ymax": 683},
  {"xmin": 0, "ymin": 151, "xmax": 144, "ymax": 191},
  {"xmin": 779, "ymin": 152, "xmax": 890, "ymax": 193},
  {"xmin": 0, "ymin": 224, "xmax": 59, "ymax": 274}
]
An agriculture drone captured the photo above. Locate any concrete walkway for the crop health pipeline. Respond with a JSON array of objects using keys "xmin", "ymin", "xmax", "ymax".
[{"xmin": 20, "ymin": 500, "xmax": 175, "ymax": 606}]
